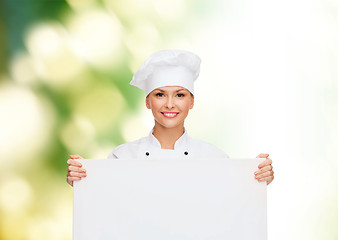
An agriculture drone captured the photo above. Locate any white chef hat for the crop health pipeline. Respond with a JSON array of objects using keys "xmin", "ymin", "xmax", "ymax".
[{"xmin": 130, "ymin": 49, "xmax": 201, "ymax": 95}]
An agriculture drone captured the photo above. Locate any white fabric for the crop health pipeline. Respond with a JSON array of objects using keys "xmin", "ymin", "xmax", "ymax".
[
  {"xmin": 145, "ymin": 65, "xmax": 195, "ymax": 95},
  {"xmin": 107, "ymin": 128, "xmax": 229, "ymax": 159},
  {"xmin": 130, "ymin": 49, "xmax": 201, "ymax": 95}
]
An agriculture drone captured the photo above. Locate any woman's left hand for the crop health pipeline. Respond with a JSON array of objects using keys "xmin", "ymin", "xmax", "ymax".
[{"xmin": 255, "ymin": 153, "xmax": 274, "ymax": 185}]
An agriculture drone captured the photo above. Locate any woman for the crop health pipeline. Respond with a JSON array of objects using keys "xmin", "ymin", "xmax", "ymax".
[{"xmin": 67, "ymin": 50, "xmax": 274, "ymax": 186}]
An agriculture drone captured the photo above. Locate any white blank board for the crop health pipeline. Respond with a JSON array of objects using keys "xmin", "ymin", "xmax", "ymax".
[{"xmin": 73, "ymin": 158, "xmax": 267, "ymax": 240}]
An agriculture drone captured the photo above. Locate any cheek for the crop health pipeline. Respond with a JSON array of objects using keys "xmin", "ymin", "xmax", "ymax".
[
  {"xmin": 177, "ymin": 100, "xmax": 191, "ymax": 112},
  {"xmin": 149, "ymin": 99, "xmax": 162, "ymax": 111}
]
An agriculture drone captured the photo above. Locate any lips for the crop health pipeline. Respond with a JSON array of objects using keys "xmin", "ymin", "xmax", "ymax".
[{"xmin": 161, "ymin": 112, "xmax": 179, "ymax": 118}]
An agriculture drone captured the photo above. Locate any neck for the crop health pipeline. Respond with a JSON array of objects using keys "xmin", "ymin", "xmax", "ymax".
[{"xmin": 152, "ymin": 122, "xmax": 185, "ymax": 150}]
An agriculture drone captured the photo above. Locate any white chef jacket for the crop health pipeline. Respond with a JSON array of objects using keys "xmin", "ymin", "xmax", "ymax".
[{"xmin": 107, "ymin": 128, "xmax": 229, "ymax": 159}]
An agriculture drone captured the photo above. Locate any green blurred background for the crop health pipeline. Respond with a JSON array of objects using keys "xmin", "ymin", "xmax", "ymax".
[{"xmin": 0, "ymin": 0, "xmax": 337, "ymax": 239}]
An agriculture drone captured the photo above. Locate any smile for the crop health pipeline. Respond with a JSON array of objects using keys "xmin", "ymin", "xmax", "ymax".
[{"xmin": 161, "ymin": 112, "xmax": 179, "ymax": 118}]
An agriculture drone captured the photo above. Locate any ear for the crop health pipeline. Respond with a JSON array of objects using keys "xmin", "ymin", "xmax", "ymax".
[
  {"xmin": 145, "ymin": 97, "xmax": 151, "ymax": 109},
  {"xmin": 189, "ymin": 95, "xmax": 194, "ymax": 109}
]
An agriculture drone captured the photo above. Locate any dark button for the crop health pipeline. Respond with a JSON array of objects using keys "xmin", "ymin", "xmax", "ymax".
[
  {"xmin": 146, "ymin": 152, "xmax": 149, "ymax": 156},
  {"xmin": 184, "ymin": 151, "xmax": 188, "ymax": 155}
]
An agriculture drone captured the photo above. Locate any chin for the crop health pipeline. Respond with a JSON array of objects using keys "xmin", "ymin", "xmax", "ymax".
[
  {"xmin": 156, "ymin": 120, "xmax": 183, "ymax": 129},
  {"xmin": 160, "ymin": 123, "xmax": 181, "ymax": 129}
]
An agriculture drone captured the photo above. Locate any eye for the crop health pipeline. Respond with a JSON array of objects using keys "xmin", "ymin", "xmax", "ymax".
[
  {"xmin": 177, "ymin": 93, "xmax": 185, "ymax": 97},
  {"xmin": 155, "ymin": 92, "xmax": 164, "ymax": 97}
]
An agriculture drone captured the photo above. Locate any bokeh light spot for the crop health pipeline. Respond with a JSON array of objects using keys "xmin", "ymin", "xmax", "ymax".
[
  {"xmin": 25, "ymin": 22, "xmax": 84, "ymax": 84},
  {"xmin": 67, "ymin": 9, "xmax": 122, "ymax": 69},
  {"xmin": 0, "ymin": 84, "xmax": 53, "ymax": 168},
  {"xmin": 151, "ymin": 0, "xmax": 187, "ymax": 21},
  {"xmin": 72, "ymin": 85, "xmax": 125, "ymax": 133},
  {"xmin": 122, "ymin": 110, "xmax": 150, "ymax": 143},
  {"xmin": 27, "ymin": 216, "xmax": 62, "ymax": 240},
  {"xmin": 126, "ymin": 21, "xmax": 160, "ymax": 72},
  {"xmin": 0, "ymin": 175, "xmax": 33, "ymax": 214},
  {"xmin": 10, "ymin": 52, "xmax": 37, "ymax": 85},
  {"xmin": 60, "ymin": 115, "xmax": 97, "ymax": 153}
]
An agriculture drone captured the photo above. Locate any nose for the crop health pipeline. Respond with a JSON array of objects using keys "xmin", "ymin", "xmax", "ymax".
[{"xmin": 166, "ymin": 96, "xmax": 174, "ymax": 109}]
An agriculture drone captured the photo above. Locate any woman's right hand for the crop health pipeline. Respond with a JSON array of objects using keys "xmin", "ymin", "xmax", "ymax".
[{"xmin": 67, "ymin": 155, "xmax": 87, "ymax": 187}]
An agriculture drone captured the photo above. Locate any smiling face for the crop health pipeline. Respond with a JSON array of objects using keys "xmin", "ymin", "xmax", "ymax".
[{"xmin": 146, "ymin": 86, "xmax": 194, "ymax": 130}]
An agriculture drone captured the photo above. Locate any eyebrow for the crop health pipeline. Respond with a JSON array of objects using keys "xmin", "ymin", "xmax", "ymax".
[{"xmin": 154, "ymin": 88, "xmax": 187, "ymax": 93}]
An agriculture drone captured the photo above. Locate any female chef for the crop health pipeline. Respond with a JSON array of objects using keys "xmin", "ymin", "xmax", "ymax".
[{"xmin": 66, "ymin": 49, "xmax": 274, "ymax": 186}]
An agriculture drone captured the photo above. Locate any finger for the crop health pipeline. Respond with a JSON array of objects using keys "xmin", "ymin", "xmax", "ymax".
[
  {"xmin": 267, "ymin": 175, "xmax": 274, "ymax": 185},
  {"xmin": 69, "ymin": 171, "xmax": 87, "ymax": 178},
  {"xmin": 69, "ymin": 155, "xmax": 84, "ymax": 159},
  {"xmin": 66, "ymin": 179, "xmax": 73, "ymax": 187},
  {"xmin": 254, "ymin": 165, "xmax": 272, "ymax": 175},
  {"xmin": 67, "ymin": 169, "xmax": 87, "ymax": 177},
  {"xmin": 256, "ymin": 153, "xmax": 269, "ymax": 158},
  {"xmin": 68, "ymin": 176, "xmax": 83, "ymax": 181},
  {"xmin": 68, "ymin": 166, "xmax": 86, "ymax": 173},
  {"xmin": 256, "ymin": 176, "xmax": 268, "ymax": 182},
  {"xmin": 258, "ymin": 158, "xmax": 273, "ymax": 168},
  {"xmin": 257, "ymin": 176, "xmax": 274, "ymax": 184},
  {"xmin": 67, "ymin": 159, "xmax": 82, "ymax": 167},
  {"xmin": 255, "ymin": 170, "xmax": 274, "ymax": 179},
  {"xmin": 67, "ymin": 177, "xmax": 82, "ymax": 184}
]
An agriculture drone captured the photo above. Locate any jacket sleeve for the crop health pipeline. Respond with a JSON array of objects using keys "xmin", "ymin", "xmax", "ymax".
[
  {"xmin": 106, "ymin": 143, "xmax": 127, "ymax": 159},
  {"xmin": 107, "ymin": 151, "xmax": 118, "ymax": 159}
]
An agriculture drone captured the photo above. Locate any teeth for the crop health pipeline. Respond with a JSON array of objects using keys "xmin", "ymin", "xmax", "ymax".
[{"xmin": 163, "ymin": 113, "xmax": 177, "ymax": 117}]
